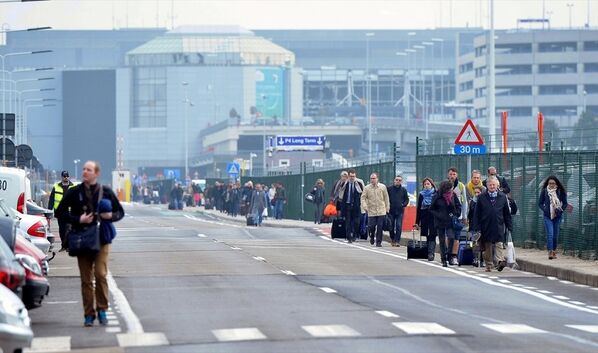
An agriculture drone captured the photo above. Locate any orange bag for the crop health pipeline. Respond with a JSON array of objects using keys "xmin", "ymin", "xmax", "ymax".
[{"xmin": 323, "ymin": 202, "xmax": 338, "ymax": 217}]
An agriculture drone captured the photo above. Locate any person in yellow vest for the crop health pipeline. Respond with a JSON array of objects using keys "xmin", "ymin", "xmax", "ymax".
[{"xmin": 48, "ymin": 171, "xmax": 77, "ymax": 252}]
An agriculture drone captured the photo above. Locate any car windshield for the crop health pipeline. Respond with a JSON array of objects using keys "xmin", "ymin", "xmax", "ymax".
[{"xmin": 0, "ymin": 199, "xmax": 17, "ymax": 219}]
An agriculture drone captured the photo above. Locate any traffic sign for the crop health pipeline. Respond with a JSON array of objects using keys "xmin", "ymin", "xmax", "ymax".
[
  {"xmin": 275, "ymin": 135, "xmax": 326, "ymax": 151},
  {"xmin": 454, "ymin": 144, "xmax": 487, "ymax": 155},
  {"xmin": 226, "ymin": 162, "xmax": 240, "ymax": 177},
  {"xmin": 454, "ymin": 119, "xmax": 484, "ymax": 145}
]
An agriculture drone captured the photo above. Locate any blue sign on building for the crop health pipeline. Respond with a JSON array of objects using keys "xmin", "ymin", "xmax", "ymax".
[{"xmin": 275, "ymin": 135, "xmax": 326, "ymax": 151}]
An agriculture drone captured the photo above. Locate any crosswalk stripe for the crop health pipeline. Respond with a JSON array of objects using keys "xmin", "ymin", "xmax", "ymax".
[
  {"xmin": 106, "ymin": 327, "xmax": 122, "ymax": 333},
  {"xmin": 302, "ymin": 324, "xmax": 360, "ymax": 337},
  {"xmin": 392, "ymin": 322, "xmax": 455, "ymax": 335},
  {"xmin": 481, "ymin": 324, "xmax": 546, "ymax": 334},
  {"xmin": 116, "ymin": 333, "xmax": 169, "ymax": 347},
  {"xmin": 25, "ymin": 337, "xmax": 70, "ymax": 353},
  {"xmin": 566, "ymin": 325, "xmax": 598, "ymax": 333},
  {"xmin": 553, "ymin": 295, "xmax": 570, "ymax": 300},
  {"xmin": 319, "ymin": 287, "xmax": 337, "ymax": 293},
  {"xmin": 212, "ymin": 328, "xmax": 267, "ymax": 342},
  {"xmin": 568, "ymin": 301, "xmax": 586, "ymax": 306},
  {"xmin": 376, "ymin": 310, "xmax": 400, "ymax": 318},
  {"xmin": 537, "ymin": 290, "xmax": 553, "ymax": 294}
]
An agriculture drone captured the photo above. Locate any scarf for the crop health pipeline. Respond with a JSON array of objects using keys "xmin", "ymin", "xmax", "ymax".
[
  {"xmin": 420, "ymin": 188, "xmax": 435, "ymax": 208},
  {"xmin": 442, "ymin": 191, "xmax": 453, "ymax": 205},
  {"xmin": 466, "ymin": 180, "xmax": 482, "ymax": 198},
  {"xmin": 547, "ymin": 186, "xmax": 562, "ymax": 220}
]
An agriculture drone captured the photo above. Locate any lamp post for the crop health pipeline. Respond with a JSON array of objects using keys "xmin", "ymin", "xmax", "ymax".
[
  {"xmin": 249, "ymin": 152, "xmax": 257, "ymax": 177},
  {"xmin": 365, "ymin": 32, "xmax": 375, "ymax": 163},
  {"xmin": 182, "ymin": 82, "xmax": 195, "ymax": 182},
  {"xmin": 422, "ymin": 41, "xmax": 435, "ymax": 139},
  {"xmin": 19, "ymin": 88, "xmax": 55, "ymax": 144},
  {"xmin": 567, "ymin": 3, "xmax": 574, "ymax": 29},
  {"xmin": 405, "ymin": 48, "xmax": 417, "ymax": 122},
  {"xmin": 73, "ymin": 159, "xmax": 81, "ymax": 180},
  {"xmin": 431, "ymin": 38, "xmax": 445, "ymax": 119}
]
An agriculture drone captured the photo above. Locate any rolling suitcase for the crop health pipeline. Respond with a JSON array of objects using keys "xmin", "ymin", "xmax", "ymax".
[
  {"xmin": 457, "ymin": 234, "xmax": 475, "ymax": 266},
  {"xmin": 407, "ymin": 226, "xmax": 428, "ymax": 259},
  {"xmin": 359, "ymin": 213, "xmax": 368, "ymax": 240},
  {"xmin": 331, "ymin": 218, "xmax": 346, "ymax": 239},
  {"xmin": 246, "ymin": 215, "xmax": 257, "ymax": 226}
]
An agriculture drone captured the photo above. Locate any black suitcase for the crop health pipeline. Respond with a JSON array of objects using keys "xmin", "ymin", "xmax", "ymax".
[
  {"xmin": 331, "ymin": 218, "xmax": 346, "ymax": 239},
  {"xmin": 407, "ymin": 227, "xmax": 428, "ymax": 259},
  {"xmin": 168, "ymin": 201, "xmax": 175, "ymax": 210},
  {"xmin": 359, "ymin": 213, "xmax": 368, "ymax": 240},
  {"xmin": 246, "ymin": 215, "xmax": 257, "ymax": 226}
]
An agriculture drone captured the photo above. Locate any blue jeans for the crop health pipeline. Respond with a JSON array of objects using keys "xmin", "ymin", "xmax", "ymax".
[
  {"xmin": 543, "ymin": 216, "xmax": 562, "ymax": 251},
  {"xmin": 275, "ymin": 200, "xmax": 285, "ymax": 219},
  {"xmin": 254, "ymin": 210, "xmax": 264, "ymax": 225},
  {"xmin": 389, "ymin": 213, "xmax": 404, "ymax": 243}
]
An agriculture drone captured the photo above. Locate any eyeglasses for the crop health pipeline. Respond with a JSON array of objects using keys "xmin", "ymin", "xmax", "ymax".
[{"xmin": 548, "ymin": 181, "xmax": 557, "ymax": 185}]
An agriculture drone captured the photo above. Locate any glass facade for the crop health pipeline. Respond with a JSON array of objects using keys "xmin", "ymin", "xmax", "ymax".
[{"xmin": 131, "ymin": 67, "xmax": 167, "ymax": 128}]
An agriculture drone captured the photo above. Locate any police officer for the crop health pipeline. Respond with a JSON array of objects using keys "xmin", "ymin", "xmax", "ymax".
[{"xmin": 48, "ymin": 171, "xmax": 77, "ymax": 251}]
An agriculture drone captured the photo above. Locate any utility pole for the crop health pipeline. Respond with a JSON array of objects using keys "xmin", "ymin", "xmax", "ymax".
[{"xmin": 487, "ymin": 0, "xmax": 497, "ymax": 152}]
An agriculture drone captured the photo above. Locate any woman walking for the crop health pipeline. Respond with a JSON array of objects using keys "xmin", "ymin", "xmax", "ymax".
[
  {"xmin": 415, "ymin": 178, "xmax": 436, "ymax": 261},
  {"xmin": 429, "ymin": 180, "xmax": 461, "ymax": 267},
  {"xmin": 310, "ymin": 179, "xmax": 326, "ymax": 224},
  {"xmin": 538, "ymin": 175, "xmax": 568, "ymax": 259}
]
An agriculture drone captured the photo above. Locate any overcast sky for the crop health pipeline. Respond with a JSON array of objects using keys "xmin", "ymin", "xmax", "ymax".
[{"xmin": 0, "ymin": 0, "xmax": 595, "ymax": 31}]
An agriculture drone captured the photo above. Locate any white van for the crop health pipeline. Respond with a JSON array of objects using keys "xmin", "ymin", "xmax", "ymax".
[{"xmin": 0, "ymin": 167, "xmax": 32, "ymax": 214}]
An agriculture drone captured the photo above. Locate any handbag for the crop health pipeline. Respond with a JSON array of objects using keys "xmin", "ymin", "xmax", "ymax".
[
  {"xmin": 452, "ymin": 214, "xmax": 463, "ymax": 232},
  {"xmin": 304, "ymin": 193, "xmax": 315, "ymax": 203},
  {"xmin": 506, "ymin": 230, "xmax": 517, "ymax": 268},
  {"xmin": 323, "ymin": 202, "xmax": 337, "ymax": 217},
  {"xmin": 68, "ymin": 185, "xmax": 102, "ymax": 257},
  {"xmin": 383, "ymin": 214, "xmax": 392, "ymax": 232}
]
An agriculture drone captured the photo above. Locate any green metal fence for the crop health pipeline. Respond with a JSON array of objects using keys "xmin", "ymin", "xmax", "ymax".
[
  {"xmin": 241, "ymin": 161, "xmax": 397, "ymax": 222},
  {"xmin": 417, "ymin": 151, "xmax": 598, "ymax": 260}
]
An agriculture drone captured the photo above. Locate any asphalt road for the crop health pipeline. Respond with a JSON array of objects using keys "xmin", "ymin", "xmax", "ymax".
[{"xmin": 26, "ymin": 204, "xmax": 598, "ymax": 353}]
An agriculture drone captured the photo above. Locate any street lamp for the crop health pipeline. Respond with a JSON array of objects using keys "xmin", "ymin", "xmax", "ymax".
[
  {"xmin": 365, "ymin": 32, "xmax": 375, "ymax": 163},
  {"xmin": 431, "ymin": 38, "xmax": 445, "ymax": 119},
  {"xmin": 567, "ymin": 3, "xmax": 574, "ymax": 29},
  {"xmin": 182, "ymin": 82, "xmax": 195, "ymax": 182},
  {"xmin": 249, "ymin": 152, "xmax": 257, "ymax": 177},
  {"xmin": 73, "ymin": 159, "xmax": 81, "ymax": 180}
]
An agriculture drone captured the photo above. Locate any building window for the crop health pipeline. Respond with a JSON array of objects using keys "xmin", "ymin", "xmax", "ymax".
[
  {"xmin": 539, "ymin": 106, "xmax": 577, "ymax": 116},
  {"xmin": 585, "ymin": 63, "xmax": 598, "ymax": 72},
  {"xmin": 475, "ymin": 108, "xmax": 487, "ymax": 119},
  {"xmin": 475, "ymin": 87, "xmax": 487, "ymax": 98},
  {"xmin": 475, "ymin": 45, "xmax": 487, "ymax": 57},
  {"xmin": 312, "ymin": 159, "xmax": 323, "ymax": 167},
  {"xmin": 498, "ymin": 107, "xmax": 532, "ymax": 117},
  {"xmin": 585, "ymin": 84, "xmax": 598, "ymax": 94},
  {"xmin": 279, "ymin": 159, "xmax": 290, "ymax": 168},
  {"xmin": 584, "ymin": 41, "xmax": 598, "ymax": 51},
  {"xmin": 131, "ymin": 67, "xmax": 167, "ymax": 128},
  {"xmin": 459, "ymin": 80, "xmax": 473, "ymax": 92},
  {"xmin": 538, "ymin": 42, "xmax": 577, "ymax": 53},
  {"xmin": 459, "ymin": 62, "xmax": 473, "ymax": 73},
  {"xmin": 539, "ymin": 85, "xmax": 577, "ymax": 95},
  {"xmin": 475, "ymin": 66, "xmax": 487, "ymax": 78},
  {"xmin": 496, "ymin": 65, "xmax": 532, "ymax": 75},
  {"xmin": 495, "ymin": 43, "xmax": 532, "ymax": 54},
  {"xmin": 538, "ymin": 63, "xmax": 577, "ymax": 74},
  {"xmin": 496, "ymin": 86, "xmax": 532, "ymax": 96}
]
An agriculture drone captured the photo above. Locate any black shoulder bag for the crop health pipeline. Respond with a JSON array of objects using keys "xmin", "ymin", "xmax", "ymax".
[{"xmin": 68, "ymin": 185, "xmax": 102, "ymax": 257}]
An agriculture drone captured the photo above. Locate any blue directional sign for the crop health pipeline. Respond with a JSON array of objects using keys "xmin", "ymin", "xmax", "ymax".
[
  {"xmin": 226, "ymin": 162, "xmax": 240, "ymax": 177},
  {"xmin": 275, "ymin": 135, "xmax": 326, "ymax": 151},
  {"xmin": 454, "ymin": 144, "xmax": 487, "ymax": 155}
]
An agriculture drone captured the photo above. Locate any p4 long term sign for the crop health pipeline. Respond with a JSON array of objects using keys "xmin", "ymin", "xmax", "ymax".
[{"xmin": 275, "ymin": 135, "xmax": 326, "ymax": 151}]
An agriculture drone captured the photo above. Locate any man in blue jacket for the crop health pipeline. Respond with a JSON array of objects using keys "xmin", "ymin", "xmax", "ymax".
[{"xmin": 387, "ymin": 175, "xmax": 409, "ymax": 246}]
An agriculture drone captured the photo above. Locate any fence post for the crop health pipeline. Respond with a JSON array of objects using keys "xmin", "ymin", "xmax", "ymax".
[
  {"xmin": 300, "ymin": 162, "xmax": 305, "ymax": 220},
  {"xmin": 594, "ymin": 153, "xmax": 598, "ymax": 260}
]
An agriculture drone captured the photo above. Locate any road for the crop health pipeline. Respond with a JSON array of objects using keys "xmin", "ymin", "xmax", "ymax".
[{"xmin": 26, "ymin": 204, "xmax": 598, "ymax": 353}]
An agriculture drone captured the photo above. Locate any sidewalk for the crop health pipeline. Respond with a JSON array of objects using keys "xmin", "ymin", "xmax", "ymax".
[{"xmin": 195, "ymin": 207, "xmax": 598, "ymax": 287}]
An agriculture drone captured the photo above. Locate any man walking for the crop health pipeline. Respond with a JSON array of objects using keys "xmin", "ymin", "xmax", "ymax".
[
  {"xmin": 387, "ymin": 175, "xmax": 409, "ymax": 246},
  {"xmin": 56, "ymin": 161, "xmax": 124, "ymax": 326},
  {"xmin": 361, "ymin": 173, "xmax": 390, "ymax": 247},
  {"xmin": 274, "ymin": 182, "xmax": 287, "ymax": 220},
  {"xmin": 339, "ymin": 169, "xmax": 365, "ymax": 243},
  {"xmin": 447, "ymin": 167, "xmax": 468, "ymax": 265},
  {"xmin": 483, "ymin": 166, "xmax": 511, "ymax": 194},
  {"xmin": 48, "ymin": 170, "xmax": 77, "ymax": 252},
  {"xmin": 472, "ymin": 176, "xmax": 512, "ymax": 272}
]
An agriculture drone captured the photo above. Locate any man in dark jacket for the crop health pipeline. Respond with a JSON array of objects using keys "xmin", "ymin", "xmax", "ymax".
[
  {"xmin": 274, "ymin": 182, "xmax": 287, "ymax": 220},
  {"xmin": 473, "ymin": 176, "xmax": 512, "ymax": 272},
  {"xmin": 387, "ymin": 175, "xmax": 409, "ymax": 246},
  {"xmin": 56, "ymin": 161, "xmax": 124, "ymax": 327},
  {"xmin": 48, "ymin": 170, "xmax": 77, "ymax": 251},
  {"xmin": 339, "ymin": 169, "xmax": 365, "ymax": 243},
  {"xmin": 482, "ymin": 166, "xmax": 511, "ymax": 194}
]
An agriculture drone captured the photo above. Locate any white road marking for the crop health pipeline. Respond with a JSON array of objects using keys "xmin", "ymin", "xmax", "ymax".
[
  {"xmin": 538, "ymin": 290, "xmax": 553, "ymax": 294},
  {"xmin": 302, "ymin": 324, "xmax": 360, "ymax": 337},
  {"xmin": 591, "ymin": 288, "xmax": 598, "ymax": 291},
  {"xmin": 108, "ymin": 272, "xmax": 143, "ymax": 334},
  {"xmin": 253, "ymin": 256, "xmax": 266, "ymax": 262},
  {"xmin": 546, "ymin": 276, "xmax": 558, "ymax": 281},
  {"xmin": 25, "ymin": 337, "xmax": 71, "ymax": 353},
  {"xmin": 281, "ymin": 270, "xmax": 296, "ymax": 275},
  {"xmin": 588, "ymin": 306, "xmax": 598, "ymax": 310},
  {"xmin": 106, "ymin": 327, "xmax": 122, "ymax": 333},
  {"xmin": 230, "ymin": 246, "xmax": 242, "ymax": 250},
  {"xmin": 45, "ymin": 301, "xmax": 78, "ymax": 305},
  {"xmin": 566, "ymin": 325, "xmax": 598, "ymax": 333},
  {"xmin": 477, "ymin": 274, "xmax": 488, "ymax": 277},
  {"xmin": 498, "ymin": 279, "xmax": 512, "ymax": 284},
  {"xmin": 523, "ymin": 286, "xmax": 538, "ymax": 290},
  {"xmin": 319, "ymin": 287, "xmax": 337, "ymax": 294},
  {"xmin": 117, "ymin": 333, "xmax": 169, "ymax": 347},
  {"xmin": 376, "ymin": 310, "xmax": 400, "ymax": 318},
  {"xmin": 482, "ymin": 324, "xmax": 546, "ymax": 334},
  {"xmin": 488, "ymin": 276, "xmax": 499, "ymax": 279},
  {"xmin": 560, "ymin": 280, "xmax": 573, "ymax": 284},
  {"xmin": 108, "ymin": 320, "xmax": 120, "ymax": 326},
  {"xmin": 569, "ymin": 301, "xmax": 586, "ymax": 306},
  {"xmin": 197, "ymin": 233, "xmax": 207, "ymax": 238},
  {"xmin": 318, "ymin": 236, "xmax": 598, "ymax": 316},
  {"xmin": 512, "ymin": 284, "xmax": 525, "ymax": 287},
  {"xmin": 575, "ymin": 284, "xmax": 590, "ymax": 288},
  {"xmin": 212, "ymin": 328, "xmax": 267, "ymax": 342},
  {"xmin": 554, "ymin": 295, "xmax": 571, "ymax": 300},
  {"xmin": 393, "ymin": 322, "xmax": 455, "ymax": 335}
]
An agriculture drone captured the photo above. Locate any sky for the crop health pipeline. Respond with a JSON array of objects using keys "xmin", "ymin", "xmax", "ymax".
[{"xmin": 0, "ymin": 0, "xmax": 595, "ymax": 31}]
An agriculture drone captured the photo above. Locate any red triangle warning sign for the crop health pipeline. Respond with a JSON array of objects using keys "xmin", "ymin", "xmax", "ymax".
[{"xmin": 455, "ymin": 119, "xmax": 484, "ymax": 145}]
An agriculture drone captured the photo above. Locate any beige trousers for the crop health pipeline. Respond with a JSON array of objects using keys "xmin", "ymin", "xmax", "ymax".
[{"xmin": 77, "ymin": 244, "xmax": 110, "ymax": 317}]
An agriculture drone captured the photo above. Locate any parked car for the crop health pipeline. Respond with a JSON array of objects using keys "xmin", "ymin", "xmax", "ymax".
[
  {"xmin": 0, "ymin": 199, "xmax": 52, "ymax": 255},
  {"xmin": 26, "ymin": 200, "xmax": 54, "ymax": 232},
  {"xmin": 0, "ymin": 167, "xmax": 33, "ymax": 214},
  {"xmin": 0, "ymin": 283, "xmax": 33, "ymax": 353},
  {"xmin": 0, "ymin": 235, "xmax": 26, "ymax": 296},
  {"xmin": 14, "ymin": 233, "xmax": 50, "ymax": 309}
]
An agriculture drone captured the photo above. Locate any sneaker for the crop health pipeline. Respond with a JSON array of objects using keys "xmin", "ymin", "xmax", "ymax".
[
  {"xmin": 428, "ymin": 255, "xmax": 435, "ymax": 262},
  {"xmin": 375, "ymin": 243, "xmax": 382, "ymax": 247},
  {"xmin": 450, "ymin": 257, "xmax": 459, "ymax": 266},
  {"xmin": 98, "ymin": 310, "xmax": 108, "ymax": 325},
  {"xmin": 497, "ymin": 261, "xmax": 506, "ymax": 272},
  {"xmin": 84, "ymin": 315, "xmax": 94, "ymax": 327},
  {"xmin": 391, "ymin": 241, "xmax": 396, "ymax": 247}
]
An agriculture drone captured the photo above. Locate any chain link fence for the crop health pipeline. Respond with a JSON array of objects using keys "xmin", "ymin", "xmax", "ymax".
[{"xmin": 417, "ymin": 151, "xmax": 598, "ymax": 260}]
